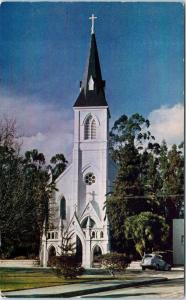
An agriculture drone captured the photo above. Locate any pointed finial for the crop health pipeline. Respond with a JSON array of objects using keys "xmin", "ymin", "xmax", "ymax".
[
  {"xmin": 59, "ymin": 217, "xmax": 62, "ymax": 229},
  {"xmin": 43, "ymin": 218, "xmax": 46, "ymax": 229},
  {"xmin": 89, "ymin": 14, "xmax": 97, "ymax": 34},
  {"xmin": 73, "ymin": 203, "xmax": 78, "ymax": 214}
]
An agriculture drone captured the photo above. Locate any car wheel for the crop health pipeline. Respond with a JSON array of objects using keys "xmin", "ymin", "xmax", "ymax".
[
  {"xmin": 156, "ymin": 264, "xmax": 160, "ymax": 271},
  {"xmin": 164, "ymin": 264, "xmax": 171, "ymax": 271},
  {"xmin": 142, "ymin": 267, "xmax": 146, "ymax": 270}
]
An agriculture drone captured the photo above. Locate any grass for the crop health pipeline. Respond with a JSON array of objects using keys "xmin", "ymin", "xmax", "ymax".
[
  {"xmin": 0, "ymin": 267, "xmax": 139, "ymax": 292},
  {"xmin": 0, "ymin": 267, "xmax": 116, "ymax": 292}
]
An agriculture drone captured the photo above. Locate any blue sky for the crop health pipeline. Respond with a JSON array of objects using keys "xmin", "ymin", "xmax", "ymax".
[{"xmin": 0, "ymin": 2, "xmax": 184, "ymax": 160}]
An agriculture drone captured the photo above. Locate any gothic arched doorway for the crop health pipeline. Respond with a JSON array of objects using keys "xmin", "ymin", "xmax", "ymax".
[
  {"xmin": 48, "ymin": 246, "xmax": 56, "ymax": 266},
  {"xmin": 92, "ymin": 245, "xmax": 102, "ymax": 268},
  {"xmin": 76, "ymin": 236, "xmax": 83, "ymax": 264}
]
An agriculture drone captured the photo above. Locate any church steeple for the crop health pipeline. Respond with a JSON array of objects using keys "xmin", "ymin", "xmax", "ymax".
[{"xmin": 73, "ymin": 16, "xmax": 108, "ymax": 108}]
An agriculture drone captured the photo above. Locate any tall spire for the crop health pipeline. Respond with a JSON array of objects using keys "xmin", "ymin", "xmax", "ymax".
[{"xmin": 73, "ymin": 16, "xmax": 108, "ymax": 108}]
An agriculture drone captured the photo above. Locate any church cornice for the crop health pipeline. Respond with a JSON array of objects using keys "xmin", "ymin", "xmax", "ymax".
[
  {"xmin": 73, "ymin": 106, "xmax": 111, "ymax": 118},
  {"xmin": 73, "ymin": 106, "xmax": 108, "ymax": 109}
]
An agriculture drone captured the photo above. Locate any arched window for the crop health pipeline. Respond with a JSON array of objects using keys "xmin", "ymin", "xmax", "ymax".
[
  {"xmin": 92, "ymin": 231, "xmax": 95, "ymax": 238},
  {"xmin": 100, "ymin": 231, "xmax": 104, "ymax": 238},
  {"xmin": 91, "ymin": 119, "xmax": 96, "ymax": 139},
  {"xmin": 60, "ymin": 197, "xmax": 66, "ymax": 220},
  {"xmin": 81, "ymin": 217, "xmax": 96, "ymax": 228},
  {"xmin": 93, "ymin": 245, "xmax": 102, "ymax": 265},
  {"xmin": 84, "ymin": 115, "xmax": 96, "ymax": 140},
  {"xmin": 84, "ymin": 115, "xmax": 92, "ymax": 139}
]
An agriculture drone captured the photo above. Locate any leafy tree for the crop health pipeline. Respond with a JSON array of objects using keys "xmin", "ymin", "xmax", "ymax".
[
  {"xmin": 159, "ymin": 143, "xmax": 184, "ymax": 219},
  {"xmin": 24, "ymin": 149, "xmax": 45, "ymax": 166},
  {"xmin": 0, "ymin": 119, "xmax": 67, "ymax": 258},
  {"xmin": 139, "ymin": 148, "xmax": 162, "ymax": 214},
  {"xmin": 0, "ymin": 118, "xmax": 20, "ymax": 149},
  {"xmin": 22, "ymin": 150, "xmax": 57, "ymax": 254},
  {"xmin": 106, "ymin": 114, "xmax": 158, "ymax": 252},
  {"xmin": 23, "ymin": 149, "xmax": 56, "ymax": 233},
  {"xmin": 0, "ymin": 145, "xmax": 26, "ymax": 257},
  {"xmin": 124, "ymin": 212, "xmax": 169, "ymax": 257},
  {"xmin": 50, "ymin": 154, "xmax": 68, "ymax": 181},
  {"xmin": 0, "ymin": 119, "xmax": 27, "ymax": 257},
  {"xmin": 0, "ymin": 144, "xmax": 55, "ymax": 257},
  {"xmin": 110, "ymin": 113, "xmax": 154, "ymax": 162}
]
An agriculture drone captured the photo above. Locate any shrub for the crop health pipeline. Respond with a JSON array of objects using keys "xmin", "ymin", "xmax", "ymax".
[
  {"xmin": 50, "ymin": 254, "xmax": 84, "ymax": 278},
  {"xmin": 99, "ymin": 252, "xmax": 131, "ymax": 276}
]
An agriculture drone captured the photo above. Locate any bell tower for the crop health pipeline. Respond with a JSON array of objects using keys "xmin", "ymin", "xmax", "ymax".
[{"xmin": 72, "ymin": 15, "xmax": 111, "ymax": 267}]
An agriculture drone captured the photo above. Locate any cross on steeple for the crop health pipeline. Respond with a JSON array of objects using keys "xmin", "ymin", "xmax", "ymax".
[{"xmin": 89, "ymin": 14, "xmax": 97, "ymax": 34}]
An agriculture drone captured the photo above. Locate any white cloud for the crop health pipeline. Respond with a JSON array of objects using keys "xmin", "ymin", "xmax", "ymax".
[
  {"xmin": 0, "ymin": 92, "xmax": 73, "ymax": 162},
  {"xmin": 1, "ymin": 90, "xmax": 184, "ymax": 162},
  {"xmin": 148, "ymin": 103, "xmax": 184, "ymax": 147}
]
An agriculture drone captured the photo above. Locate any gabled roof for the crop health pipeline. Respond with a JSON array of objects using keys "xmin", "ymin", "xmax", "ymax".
[{"xmin": 73, "ymin": 33, "xmax": 108, "ymax": 108}]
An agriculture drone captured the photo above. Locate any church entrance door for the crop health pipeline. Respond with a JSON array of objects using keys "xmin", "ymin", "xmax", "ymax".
[
  {"xmin": 92, "ymin": 245, "xmax": 102, "ymax": 268},
  {"xmin": 48, "ymin": 246, "xmax": 56, "ymax": 266},
  {"xmin": 76, "ymin": 236, "xmax": 83, "ymax": 264}
]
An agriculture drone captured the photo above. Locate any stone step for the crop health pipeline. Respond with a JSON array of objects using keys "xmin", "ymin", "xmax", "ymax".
[{"xmin": 0, "ymin": 259, "xmax": 40, "ymax": 268}]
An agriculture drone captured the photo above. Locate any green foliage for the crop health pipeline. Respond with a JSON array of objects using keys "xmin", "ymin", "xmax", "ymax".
[
  {"xmin": 107, "ymin": 114, "xmax": 159, "ymax": 252},
  {"xmin": 0, "ymin": 146, "xmax": 54, "ymax": 257},
  {"xmin": 50, "ymin": 154, "xmax": 68, "ymax": 181},
  {"xmin": 107, "ymin": 114, "xmax": 183, "ymax": 255},
  {"xmin": 110, "ymin": 113, "xmax": 154, "ymax": 163},
  {"xmin": 100, "ymin": 253, "xmax": 131, "ymax": 276},
  {"xmin": 0, "ymin": 119, "xmax": 67, "ymax": 258},
  {"xmin": 159, "ymin": 142, "xmax": 184, "ymax": 219},
  {"xmin": 124, "ymin": 212, "xmax": 169, "ymax": 257}
]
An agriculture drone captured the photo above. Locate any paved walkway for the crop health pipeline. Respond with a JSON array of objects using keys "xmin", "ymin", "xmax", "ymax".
[
  {"xmin": 3, "ymin": 277, "xmax": 167, "ymax": 298},
  {"xmin": 81, "ymin": 278, "xmax": 184, "ymax": 299}
]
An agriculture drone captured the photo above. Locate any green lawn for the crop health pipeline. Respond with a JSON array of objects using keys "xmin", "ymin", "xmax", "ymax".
[
  {"xmin": 0, "ymin": 267, "xmax": 112, "ymax": 292},
  {"xmin": 0, "ymin": 267, "xmax": 137, "ymax": 292}
]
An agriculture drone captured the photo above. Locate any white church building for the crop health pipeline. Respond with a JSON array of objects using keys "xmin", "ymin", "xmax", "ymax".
[{"xmin": 40, "ymin": 16, "xmax": 117, "ymax": 268}]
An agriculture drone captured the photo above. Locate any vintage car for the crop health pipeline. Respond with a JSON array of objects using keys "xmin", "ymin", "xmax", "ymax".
[{"xmin": 141, "ymin": 253, "xmax": 171, "ymax": 271}]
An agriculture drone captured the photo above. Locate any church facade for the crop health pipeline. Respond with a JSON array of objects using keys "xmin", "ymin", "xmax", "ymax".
[{"xmin": 40, "ymin": 20, "xmax": 117, "ymax": 268}]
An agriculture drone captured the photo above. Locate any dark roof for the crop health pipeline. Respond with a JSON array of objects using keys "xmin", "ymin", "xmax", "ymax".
[{"xmin": 73, "ymin": 33, "xmax": 108, "ymax": 107}]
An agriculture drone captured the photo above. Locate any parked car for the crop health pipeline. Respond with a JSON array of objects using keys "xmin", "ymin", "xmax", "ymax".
[{"xmin": 141, "ymin": 253, "xmax": 171, "ymax": 271}]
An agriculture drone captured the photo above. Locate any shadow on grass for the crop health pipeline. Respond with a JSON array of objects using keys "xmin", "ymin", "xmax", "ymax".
[{"xmin": 82, "ymin": 292, "xmax": 158, "ymax": 298}]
